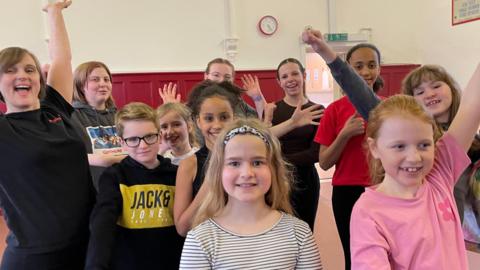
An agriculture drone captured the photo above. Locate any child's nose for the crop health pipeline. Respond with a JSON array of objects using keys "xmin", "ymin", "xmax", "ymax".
[
  {"xmin": 406, "ymin": 149, "xmax": 421, "ymax": 161},
  {"xmin": 424, "ymin": 87, "xmax": 436, "ymax": 98},
  {"xmin": 212, "ymin": 119, "xmax": 223, "ymax": 129},
  {"xmin": 241, "ymin": 165, "xmax": 254, "ymax": 178}
]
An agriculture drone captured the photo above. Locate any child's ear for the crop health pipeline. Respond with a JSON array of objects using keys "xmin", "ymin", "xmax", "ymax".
[
  {"xmin": 367, "ymin": 137, "xmax": 379, "ymax": 159},
  {"xmin": 195, "ymin": 116, "xmax": 200, "ymax": 127}
]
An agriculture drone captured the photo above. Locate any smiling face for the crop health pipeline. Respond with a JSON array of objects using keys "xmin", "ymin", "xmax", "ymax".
[
  {"xmin": 196, "ymin": 96, "xmax": 234, "ymax": 149},
  {"xmin": 120, "ymin": 120, "xmax": 160, "ymax": 169},
  {"xmin": 222, "ymin": 134, "xmax": 272, "ymax": 205},
  {"xmin": 0, "ymin": 53, "xmax": 41, "ymax": 113},
  {"xmin": 158, "ymin": 110, "xmax": 190, "ymax": 153},
  {"xmin": 368, "ymin": 115, "xmax": 435, "ymax": 194},
  {"xmin": 348, "ymin": 47, "xmax": 380, "ymax": 89},
  {"xmin": 412, "ymin": 80, "xmax": 453, "ymax": 124},
  {"xmin": 204, "ymin": 63, "xmax": 234, "ymax": 83},
  {"xmin": 84, "ymin": 67, "xmax": 112, "ymax": 110},
  {"xmin": 277, "ymin": 62, "xmax": 305, "ymax": 98}
]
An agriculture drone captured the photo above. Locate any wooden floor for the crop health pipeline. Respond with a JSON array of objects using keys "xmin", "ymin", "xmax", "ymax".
[{"xmin": 0, "ymin": 166, "xmax": 478, "ymax": 269}]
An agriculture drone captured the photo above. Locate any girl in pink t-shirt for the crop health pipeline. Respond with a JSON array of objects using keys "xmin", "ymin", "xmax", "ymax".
[{"xmin": 302, "ymin": 27, "xmax": 480, "ymax": 269}]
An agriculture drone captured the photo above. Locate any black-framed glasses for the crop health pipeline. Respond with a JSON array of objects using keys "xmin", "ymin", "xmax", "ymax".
[{"xmin": 122, "ymin": 133, "xmax": 159, "ymax": 147}]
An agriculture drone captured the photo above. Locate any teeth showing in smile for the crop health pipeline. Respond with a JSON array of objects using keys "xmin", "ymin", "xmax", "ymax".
[
  {"xmin": 400, "ymin": 167, "xmax": 421, "ymax": 172},
  {"xmin": 426, "ymin": 100, "xmax": 440, "ymax": 106},
  {"xmin": 286, "ymin": 82, "xmax": 298, "ymax": 89},
  {"xmin": 236, "ymin": 183, "xmax": 256, "ymax": 187},
  {"xmin": 166, "ymin": 136, "xmax": 178, "ymax": 142},
  {"xmin": 14, "ymin": 85, "xmax": 30, "ymax": 91}
]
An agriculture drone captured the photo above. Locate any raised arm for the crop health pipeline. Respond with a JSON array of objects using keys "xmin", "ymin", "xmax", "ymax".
[
  {"xmin": 447, "ymin": 62, "xmax": 480, "ymax": 151},
  {"xmin": 302, "ymin": 28, "xmax": 380, "ymax": 120},
  {"xmin": 241, "ymin": 74, "xmax": 267, "ymax": 118},
  {"xmin": 43, "ymin": 0, "xmax": 73, "ymax": 103}
]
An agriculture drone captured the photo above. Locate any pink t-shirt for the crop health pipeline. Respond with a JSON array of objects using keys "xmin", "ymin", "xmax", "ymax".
[
  {"xmin": 314, "ymin": 96, "xmax": 370, "ymax": 186},
  {"xmin": 350, "ymin": 134, "xmax": 469, "ymax": 270}
]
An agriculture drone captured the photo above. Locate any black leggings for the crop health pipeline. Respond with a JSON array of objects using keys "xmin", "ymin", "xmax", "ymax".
[
  {"xmin": 290, "ymin": 166, "xmax": 320, "ymax": 231},
  {"xmin": 332, "ymin": 185, "xmax": 365, "ymax": 270},
  {"xmin": 1, "ymin": 242, "xmax": 87, "ymax": 270}
]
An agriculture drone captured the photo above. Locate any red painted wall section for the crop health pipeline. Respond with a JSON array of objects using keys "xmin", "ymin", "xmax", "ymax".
[
  {"xmin": 109, "ymin": 65, "xmax": 419, "ymax": 109},
  {"xmin": 0, "ymin": 64, "xmax": 419, "ymax": 113},
  {"xmin": 377, "ymin": 64, "xmax": 420, "ymax": 97},
  {"xmin": 110, "ymin": 70, "xmax": 285, "ymax": 109}
]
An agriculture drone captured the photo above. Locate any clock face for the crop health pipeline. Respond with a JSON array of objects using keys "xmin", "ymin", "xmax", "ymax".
[{"xmin": 259, "ymin": 16, "xmax": 278, "ymax": 35}]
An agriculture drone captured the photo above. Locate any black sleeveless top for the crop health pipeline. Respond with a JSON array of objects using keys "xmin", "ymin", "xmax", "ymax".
[{"xmin": 192, "ymin": 146, "xmax": 210, "ymax": 198}]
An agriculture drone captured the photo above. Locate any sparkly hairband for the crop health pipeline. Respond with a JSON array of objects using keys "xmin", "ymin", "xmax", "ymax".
[{"xmin": 223, "ymin": 125, "xmax": 268, "ymax": 145}]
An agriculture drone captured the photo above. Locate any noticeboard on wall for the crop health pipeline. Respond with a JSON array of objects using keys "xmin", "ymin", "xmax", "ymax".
[{"xmin": 453, "ymin": 0, "xmax": 480, "ymax": 25}]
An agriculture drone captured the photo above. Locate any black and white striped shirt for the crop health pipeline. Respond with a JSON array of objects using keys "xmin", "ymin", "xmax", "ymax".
[{"xmin": 180, "ymin": 212, "xmax": 322, "ymax": 269}]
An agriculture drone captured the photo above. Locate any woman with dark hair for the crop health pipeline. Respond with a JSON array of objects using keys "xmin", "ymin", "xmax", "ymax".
[{"xmin": 0, "ymin": 1, "xmax": 94, "ymax": 269}]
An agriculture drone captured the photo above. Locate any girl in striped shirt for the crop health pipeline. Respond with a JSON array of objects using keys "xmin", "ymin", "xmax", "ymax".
[{"xmin": 180, "ymin": 118, "xmax": 323, "ymax": 270}]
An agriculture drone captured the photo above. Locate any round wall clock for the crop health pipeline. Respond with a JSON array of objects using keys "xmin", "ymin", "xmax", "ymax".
[{"xmin": 258, "ymin": 15, "xmax": 278, "ymax": 36}]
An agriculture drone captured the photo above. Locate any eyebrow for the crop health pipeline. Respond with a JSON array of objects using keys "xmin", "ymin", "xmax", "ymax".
[{"xmin": 225, "ymin": 155, "xmax": 267, "ymax": 160}]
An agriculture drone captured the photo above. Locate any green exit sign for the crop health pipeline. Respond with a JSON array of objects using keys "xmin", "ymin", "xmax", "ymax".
[{"xmin": 325, "ymin": 33, "xmax": 348, "ymax": 41}]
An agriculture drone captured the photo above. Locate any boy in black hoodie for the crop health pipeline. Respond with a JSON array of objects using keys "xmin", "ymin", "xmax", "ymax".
[{"xmin": 86, "ymin": 102, "xmax": 184, "ymax": 270}]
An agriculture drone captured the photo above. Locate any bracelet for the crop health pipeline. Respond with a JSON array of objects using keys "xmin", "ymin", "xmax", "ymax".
[{"xmin": 252, "ymin": 95, "xmax": 263, "ymax": 102}]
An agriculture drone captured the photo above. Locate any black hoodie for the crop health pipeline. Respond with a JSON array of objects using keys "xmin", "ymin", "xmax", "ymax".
[{"xmin": 71, "ymin": 101, "xmax": 122, "ymax": 189}]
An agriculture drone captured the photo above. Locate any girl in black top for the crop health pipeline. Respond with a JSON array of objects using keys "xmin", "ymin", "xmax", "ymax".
[
  {"xmin": 174, "ymin": 81, "xmax": 238, "ymax": 236},
  {"xmin": 271, "ymin": 58, "xmax": 324, "ymax": 230}
]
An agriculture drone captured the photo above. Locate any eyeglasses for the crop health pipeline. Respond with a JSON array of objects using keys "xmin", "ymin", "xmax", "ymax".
[{"xmin": 122, "ymin": 133, "xmax": 159, "ymax": 147}]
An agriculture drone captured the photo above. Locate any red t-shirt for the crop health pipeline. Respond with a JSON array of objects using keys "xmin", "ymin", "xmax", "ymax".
[{"xmin": 314, "ymin": 96, "xmax": 370, "ymax": 186}]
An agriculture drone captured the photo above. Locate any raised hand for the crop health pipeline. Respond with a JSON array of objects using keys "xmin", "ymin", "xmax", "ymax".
[
  {"xmin": 43, "ymin": 0, "xmax": 71, "ymax": 12},
  {"xmin": 339, "ymin": 113, "xmax": 365, "ymax": 139},
  {"xmin": 241, "ymin": 74, "xmax": 263, "ymax": 99},
  {"xmin": 302, "ymin": 27, "xmax": 337, "ymax": 63},
  {"xmin": 263, "ymin": 102, "xmax": 277, "ymax": 126},
  {"xmin": 158, "ymin": 132, "xmax": 171, "ymax": 155},
  {"xmin": 42, "ymin": 0, "xmax": 73, "ymax": 103},
  {"xmin": 159, "ymin": 82, "xmax": 181, "ymax": 104},
  {"xmin": 290, "ymin": 100, "xmax": 324, "ymax": 128}
]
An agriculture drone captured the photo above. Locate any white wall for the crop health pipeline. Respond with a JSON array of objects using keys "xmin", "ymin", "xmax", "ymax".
[
  {"xmin": 0, "ymin": 0, "xmax": 48, "ymax": 62},
  {"xmin": 1, "ymin": 0, "xmax": 328, "ymax": 73},
  {"xmin": 334, "ymin": 0, "xmax": 421, "ymax": 64},
  {"xmin": 1, "ymin": 0, "xmax": 479, "ymax": 87},
  {"xmin": 335, "ymin": 0, "xmax": 480, "ymax": 87},
  {"xmin": 417, "ymin": 0, "xmax": 480, "ymax": 87}
]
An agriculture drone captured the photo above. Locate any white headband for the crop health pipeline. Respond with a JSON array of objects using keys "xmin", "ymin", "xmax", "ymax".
[{"xmin": 224, "ymin": 125, "xmax": 268, "ymax": 145}]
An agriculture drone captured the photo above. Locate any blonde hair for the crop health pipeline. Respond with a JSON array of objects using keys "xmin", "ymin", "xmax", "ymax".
[
  {"xmin": 115, "ymin": 102, "xmax": 157, "ymax": 138},
  {"xmin": 366, "ymin": 95, "xmax": 439, "ymax": 185},
  {"xmin": 73, "ymin": 61, "xmax": 115, "ymax": 109},
  {"xmin": 156, "ymin": 102, "xmax": 197, "ymax": 147},
  {"xmin": 192, "ymin": 118, "xmax": 293, "ymax": 226}
]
